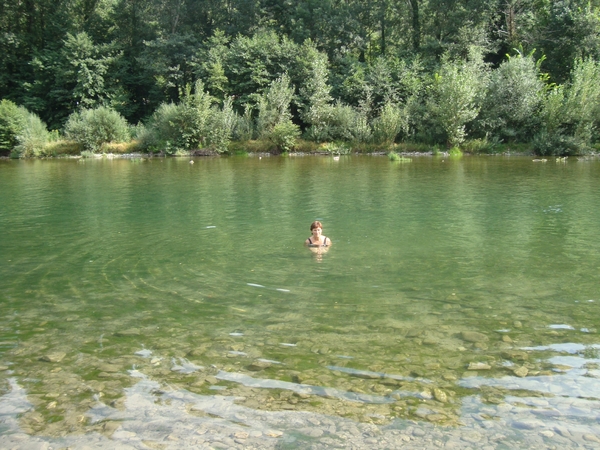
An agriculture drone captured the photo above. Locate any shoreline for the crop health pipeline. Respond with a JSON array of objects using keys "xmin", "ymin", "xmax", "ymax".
[{"xmin": 0, "ymin": 150, "xmax": 539, "ymax": 161}]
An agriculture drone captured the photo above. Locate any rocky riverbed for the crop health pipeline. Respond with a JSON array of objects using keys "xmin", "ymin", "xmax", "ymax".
[{"xmin": 2, "ymin": 312, "xmax": 600, "ymax": 449}]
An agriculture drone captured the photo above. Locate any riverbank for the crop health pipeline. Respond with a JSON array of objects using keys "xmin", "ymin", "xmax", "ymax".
[{"xmin": 0, "ymin": 138, "xmax": 537, "ymax": 160}]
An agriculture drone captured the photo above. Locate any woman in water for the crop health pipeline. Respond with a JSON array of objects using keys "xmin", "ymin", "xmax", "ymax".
[{"xmin": 305, "ymin": 221, "xmax": 331, "ymax": 249}]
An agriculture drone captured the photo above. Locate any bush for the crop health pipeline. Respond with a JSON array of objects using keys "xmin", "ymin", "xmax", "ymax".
[
  {"xmin": 316, "ymin": 102, "xmax": 373, "ymax": 143},
  {"xmin": 269, "ymin": 120, "xmax": 300, "ymax": 152},
  {"xmin": 256, "ymin": 74, "xmax": 294, "ymax": 138},
  {"xmin": 532, "ymin": 131, "xmax": 587, "ymax": 156},
  {"xmin": 322, "ymin": 142, "xmax": 351, "ymax": 154},
  {"xmin": 141, "ymin": 81, "xmax": 213, "ymax": 154},
  {"xmin": 478, "ymin": 52, "xmax": 544, "ymax": 141},
  {"xmin": 0, "ymin": 100, "xmax": 53, "ymax": 157},
  {"xmin": 388, "ymin": 151, "xmax": 412, "ymax": 162},
  {"xmin": 388, "ymin": 151, "xmax": 400, "ymax": 161},
  {"xmin": 232, "ymin": 105, "xmax": 254, "ymax": 141},
  {"xmin": 562, "ymin": 58, "xmax": 600, "ymax": 145},
  {"xmin": 448, "ymin": 146, "xmax": 463, "ymax": 157},
  {"xmin": 64, "ymin": 106, "xmax": 130, "ymax": 152},
  {"xmin": 426, "ymin": 53, "xmax": 487, "ymax": 147},
  {"xmin": 461, "ymin": 137, "xmax": 501, "ymax": 154},
  {"xmin": 15, "ymin": 113, "xmax": 52, "ymax": 157},
  {"xmin": 372, "ymin": 102, "xmax": 408, "ymax": 145},
  {"xmin": 324, "ymin": 103, "xmax": 355, "ymax": 141},
  {"xmin": 206, "ymin": 97, "xmax": 236, "ymax": 153},
  {"xmin": 0, "ymin": 100, "xmax": 27, "ymax": 154}
]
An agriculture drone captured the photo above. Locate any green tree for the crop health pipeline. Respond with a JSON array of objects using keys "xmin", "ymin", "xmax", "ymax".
[
  {"xmin": 224, "ymin": 30, "xmax": 301, "ymax": 109},
  {"xmin": 46, "ymin": 32, "xmax": 120, "ymax": 128},
  {"xmin": 536, "ymin": 0, "xmax": 600, "ymax": 82},
  {"xmin": 300, "ymin": 44, "xmax": 334, "ymax": 141},
  {"xmin": 193, "ymin": 30, "xmax": 230, "ymax": 100},
  {"xmin": 137, "ymin": 33, "xmax": 200, "ymax": 105}
]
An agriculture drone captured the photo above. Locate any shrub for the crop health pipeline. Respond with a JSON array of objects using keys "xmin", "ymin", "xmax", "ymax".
[
  {"xmin": 80, "ymin": 150, "xmax": 96, "ymax": 158},
  {"xmin": 448, "ymin": 146, "xmax": 463, "ymax": 157},
  {"xmin": 532, "ymin": 131, "xmax": 586, "ymax": 156},
  {"xmin": 15, "ymin": 113, "xmax": 52, "ymax": 157},
  {"xmin": 0, "ymin": 100, "xmax": 27, "ymax": 154},
  {"xmin": 0, "ymin": 100, "xmax": 53, "ymax": 157},
  {"xmin": 269, "ymin": 120, "xmax": 300, "ymax": 152},
  {"xmin": 324, "ymin": 103, "xmax": 355, "ymax": 141},
  {"xmin": 426, "ymin": 53, "xmax": 487, "ymax": 147},
  {"xmin": 322, "ymin": 142, "xmax": 351, "ymax": 154},
  {"xmin": 206, "ymin": 97, "xmax": 237, "ymax": 153},
  {"xmin": 142, "ymin": 81, "xmax": 213, "ymax": 154},
  {"xmin": 372, "ymin": 102, "xmax": 408, "ymax": 145},
  {"xmin": 562, "ymin": 58, "xmax": 600, "ymax": 145},
  {"xmin": 256, "ymin": 74, "xmax": 294, "ymax": 138},
  {"xmin": 320, "ymin": 102, "xmax": 374, "ymax": 143},
  {"xmin": 388, "ymin": 151, "xmax": 412, "ymax": 162},
  {"xmin": 232, "ymin": 104, "xmax": 254, "ymax": 141},
  {"xmin": 64, "ymin": 106, "xmax": 130, "ymax": 152},
  {"xmin": 461, "ymin": 137, "xmax": 501, "ymax": 154},
  {"xmin": 478, "ymin": 52, "xmax": 544, "ymax": 141}
]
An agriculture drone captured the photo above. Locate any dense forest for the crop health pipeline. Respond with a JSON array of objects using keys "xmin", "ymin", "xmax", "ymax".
[{"xmin": 2, "ymin": 0, "xmax": 600, "ymax": 156}]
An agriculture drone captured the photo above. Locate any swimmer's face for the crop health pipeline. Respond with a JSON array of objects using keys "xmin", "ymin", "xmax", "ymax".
[{"xmin": 311, "ymin": 227, "xmax": 322, "ymax": 237}]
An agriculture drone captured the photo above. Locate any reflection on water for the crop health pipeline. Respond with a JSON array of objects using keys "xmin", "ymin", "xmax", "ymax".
[{"xmin": 1, "ymin": 155, "xmax": 600, "ymax": 447}]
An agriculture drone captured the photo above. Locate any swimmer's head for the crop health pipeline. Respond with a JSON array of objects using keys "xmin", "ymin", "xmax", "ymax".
[{"xmin": 310, "ymin": 221, "xmax": 323, "ymax": 231}]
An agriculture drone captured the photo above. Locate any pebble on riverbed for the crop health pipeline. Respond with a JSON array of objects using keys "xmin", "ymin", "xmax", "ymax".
[
  {"xmin": 467, "ymin": 362, "xmax": 491, "ymax": 370},
  {"xmin": 38, "ymin": 352, "xmax": 66, "ymax": 363},
  {"xmin": 512, "ymin": 366, "xmax": 528, "ymax": 377},
  {"xmin": 247, "ymin": 360, "xmax": 272, "ymax": 371}
]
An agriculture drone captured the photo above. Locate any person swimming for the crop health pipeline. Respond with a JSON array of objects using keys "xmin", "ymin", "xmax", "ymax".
[{"xmin": 305, "ymin": 221, "xmax": 331, "ymax": 248}]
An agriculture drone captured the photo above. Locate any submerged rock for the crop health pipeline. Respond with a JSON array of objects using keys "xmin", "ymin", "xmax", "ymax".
[
  {"xmin": 468, "ymin": 362, "xmax": 491, "ymax": 370},
  {"xmin": 460, "ymin": 331, "xmax": 488, "ymax": 343},
  {"xmin": 501, "ymin": 351, "xmax": 529, "ymax": 361},
  {"xmin": 513, "ymin": 366, "xmax": 528, "ymax": 377},
  {"xmin": 114, "ymin": 328, "xmax": 141, "ymax": 337},
  {"xmin": 247, "ymin": 360, "xmax": 271, "ymax": 371},
  {"xmin": 39, "ymin": 352, "xmax": 66, "ymax": 363},
  {"xmin": 433, "ymin": 388, "xmax": 448, "ymax": 403}
]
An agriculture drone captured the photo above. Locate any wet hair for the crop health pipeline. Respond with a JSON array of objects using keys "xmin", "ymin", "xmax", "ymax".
[{"xmin": 310, "ymin": 221, "xmax": 323, "ymax": 231}]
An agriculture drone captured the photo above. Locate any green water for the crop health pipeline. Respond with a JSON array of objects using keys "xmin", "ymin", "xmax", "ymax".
[{"xmin": 1, "ymin": 155, "xmax": 600, "ymax": 436}]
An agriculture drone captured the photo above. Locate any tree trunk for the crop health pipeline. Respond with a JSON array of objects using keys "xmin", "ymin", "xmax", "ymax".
[{"xmin": 408, "ymin": 0, "xmax": 420, "ymax": 51}]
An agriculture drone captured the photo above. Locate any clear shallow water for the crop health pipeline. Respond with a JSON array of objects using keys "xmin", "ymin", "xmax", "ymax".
[{"xmin": 1, "ymin": 155, "xmax": 600, "ymax": 447}]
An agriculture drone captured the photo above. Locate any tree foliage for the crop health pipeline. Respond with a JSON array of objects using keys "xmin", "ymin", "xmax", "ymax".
[{"xmin": 2, "ymin": 0, "xmax": 600, "ymax": 154}]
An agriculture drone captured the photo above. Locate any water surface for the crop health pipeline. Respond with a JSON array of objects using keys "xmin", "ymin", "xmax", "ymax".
[{"xmin": 1, "ymin": 155, "xmax": 600, "ymax": 447}]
